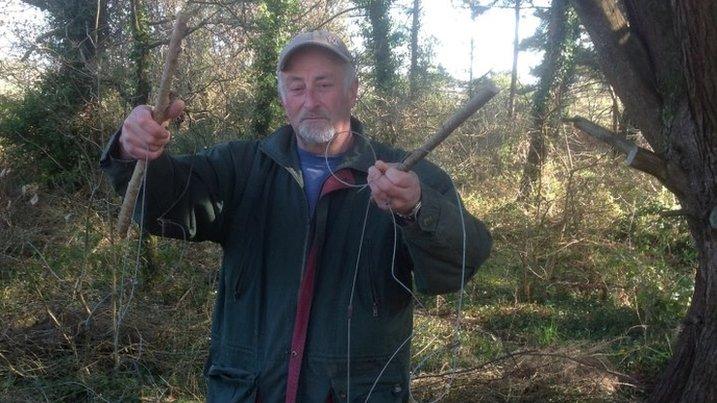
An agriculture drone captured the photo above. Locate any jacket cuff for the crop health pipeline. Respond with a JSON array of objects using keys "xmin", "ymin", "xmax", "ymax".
[
  {"xmin": 100, "ymin": 128, "xmax": 136, "ymax": 165},
  {"xmin": 99, "ymin": 128, "xmax": 138, "ymax": 193},
  {"xmin": 398, "ymin": 183, "xmax": 443, "ymax": 236}
]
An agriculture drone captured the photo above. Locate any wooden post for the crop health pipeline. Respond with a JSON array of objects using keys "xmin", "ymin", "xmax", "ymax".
[{"xmin": 116, "ymin": 11, "xmax": 189, "ymax": 238}]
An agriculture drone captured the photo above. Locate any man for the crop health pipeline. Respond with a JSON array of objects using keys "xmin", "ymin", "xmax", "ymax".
[{"xmin": 101, "ymin": 31, "xmax": 491, "ymax": 402}]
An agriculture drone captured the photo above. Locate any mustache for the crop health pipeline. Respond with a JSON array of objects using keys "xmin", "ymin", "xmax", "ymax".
[{"xmin": 299, "ymin": 111, "xmax": 329, "ymax": 121}]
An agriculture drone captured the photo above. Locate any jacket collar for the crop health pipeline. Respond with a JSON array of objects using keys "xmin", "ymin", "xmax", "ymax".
[{"xmin": 259, "ymin": 116, "xmax": 377, "ymax": 173}]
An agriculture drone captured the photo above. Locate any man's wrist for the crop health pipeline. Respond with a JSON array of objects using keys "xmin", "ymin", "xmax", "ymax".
[
  {"xmin": 113, "ymin": 131, "xmax": 135, "ymax": 160},
  {"xmin": 394, "ymin": 200, "xmax": 422, "ymax": 223}
]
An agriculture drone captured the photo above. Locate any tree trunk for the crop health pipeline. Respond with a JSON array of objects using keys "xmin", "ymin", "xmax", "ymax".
[
  {"xmin": 651, "ymin": 1, "xmax": 717, "ymax": 399},
  {"xmin": 519, "ymin": 126, "xmax": 546, "ymax": 200},
  {"xmin": 518, "ymin": 0, "xmax": 577, "ymax": 199},
  {"xmin": 609, "ymin": 86, "xmax": 619, "ymax": 134},
  {"xmin": 409, "ymin": 0, "xmax": 420, "ymax": 97},
  {"xmin": 129, "ymin": 0, "xmax": 151, "ymax": 105},
  {"xmin": 507, "ymin": 0, "xmax": 520, "ymax": 118},
  {"xmin": 250, "ymin": 0, "xmax": 294, "ymax": 138},
  {"xmin": 361, "ymin": 0, "xmax": 397, "ymax": 95},
  {"xmin": 571, "ymin": 0, "xmax": 717, "ymax": 399}
]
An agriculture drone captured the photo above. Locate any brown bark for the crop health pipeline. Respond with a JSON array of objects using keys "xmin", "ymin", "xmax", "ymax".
[
  {"xmin": 652, "ymin": 1, "xmax": 717, "ymax": 401},
  {"xmin": 572, "ymin": 0, "xmax": 717, "ymax": 400},
  {"xmin": 570, "ymin": 0, "xmax": 662, "ymax": 149},
  {"xmin": 568, "ymin": 116, "xmax": 688, "ymax": 200}
]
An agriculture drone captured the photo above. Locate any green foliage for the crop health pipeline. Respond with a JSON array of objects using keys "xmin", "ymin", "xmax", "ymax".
[
  {"xmin": 356, "ymin": 0, "xmax": 400, "ymax": 95},
  {"xmin": 0, "ymin": 0, "xmax": 104, "ymax": 186},
  {"xmin": 530, "ymin": 2, "xmax": 580, "ymax": 123},
  {"xmin": 249, "ymin": 0, "xmax": 301, "ymax": 138},
  {"xmin": 129, "ymin": 0, "xmax": 152, "ymax": 105},
  {"xmin": 0, "ymin": 74, "xmax": 98, "ymax": 185}
]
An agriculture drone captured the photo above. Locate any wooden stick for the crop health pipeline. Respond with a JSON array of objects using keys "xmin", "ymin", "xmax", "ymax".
[
  {"xmin": 398, "ymin": 81, "xmax": 500, "ymax": 172},
  {"xmin": 116, "ymin": 11, "xmax": 189, "ymax": 238}
]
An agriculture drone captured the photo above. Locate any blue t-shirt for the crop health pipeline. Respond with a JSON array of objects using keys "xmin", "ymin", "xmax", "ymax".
[{"xmin": 296, "ymin": 148, "xmax": 344, "ymax": 216}]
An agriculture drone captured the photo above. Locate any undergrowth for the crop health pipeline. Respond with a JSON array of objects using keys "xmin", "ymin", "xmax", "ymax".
[
  {"xmin": 0, "ymin": 98, "xmax": 694, "ymax": 401},
  {"xmin": 0, "ymin": 140, "xmax": 694, "ymax": 401}
]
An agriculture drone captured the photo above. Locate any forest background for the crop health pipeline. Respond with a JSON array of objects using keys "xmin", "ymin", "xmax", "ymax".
[{"xmin": 1, "ymin": 0, "xmax": 715, "ymax": 401}]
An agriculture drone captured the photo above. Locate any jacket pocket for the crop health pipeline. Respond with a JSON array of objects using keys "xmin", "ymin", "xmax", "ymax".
[
  {"xmin": 331, "ymin": 374, "xmax": 407, "ymax": 402},
  {"xmin": 360, "ymin": 236, "xmax": 413, "ymax": 319},
  {"xmin": 328, "ymin": 357, "xmax": 409, "ymax": 403},
  {"xmin": 358, "ymin": 237, "xmax": 381, "ymax": 318},
  {"xmin": 232, "ymin": 241, "xmax": 254, "ymax": 300},
  {"xmin": 206, "ymin": 364, "xmax": 257, "ymax": 403},
  {"xmin": 355, "ymin": 382, "xmax": 406, "ymax": 403},
  {"xmin": 227, "ymin": 225, "xmax": 259, "ymax": 300}
]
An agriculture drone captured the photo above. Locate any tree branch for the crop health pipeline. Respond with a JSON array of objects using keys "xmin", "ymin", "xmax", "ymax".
[
  {"xmin": 566, "ymin": 116, "xmax": 688, "ymax": 199},
  {"xmin": 117, "ymin": 11, "xmax": 189, "ymax": 237},
  {"xmin": 313, "ymin": 6, "xmax": 364, "ymax": 31},
  {"xmin": 570, "ymin": 0, "xmax": 663, "ymax": 151},
  {"xmin": 659, "ymin": 209, "xmax": 689, "ymax": 219},
  {"xmin": 20, "ymin": 28, "xmax": 62, "ymax": 61}
]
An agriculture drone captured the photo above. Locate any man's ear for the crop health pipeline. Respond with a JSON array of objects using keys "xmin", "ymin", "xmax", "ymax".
[
  {"xmin": 277, "ymin": 73, "xmax": 286, "ymax": 107},
  {"xmin": 349, "ymin": 78, "xmax": 359, "ymax": 107}
]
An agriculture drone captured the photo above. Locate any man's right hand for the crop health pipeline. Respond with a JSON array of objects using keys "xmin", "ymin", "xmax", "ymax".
[{"xmin": 118, "ymin": 100, "xmax": 185, "ymax": 161}]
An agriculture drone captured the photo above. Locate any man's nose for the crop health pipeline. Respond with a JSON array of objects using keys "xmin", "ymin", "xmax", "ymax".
[{"xmin": 303, "ymin": 87, "xmax": 319, "ymax": 108}]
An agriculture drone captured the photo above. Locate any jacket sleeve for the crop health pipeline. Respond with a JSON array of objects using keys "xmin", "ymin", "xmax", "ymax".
[
  {"xmin": 100, "ymin": 129, "xmax": 252, "ymax": 243},
  {"xmin": 399, "ymin": 163, "xmax": 492, "ymax": 295}
]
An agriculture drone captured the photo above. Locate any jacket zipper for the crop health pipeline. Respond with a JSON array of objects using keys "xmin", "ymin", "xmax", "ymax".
[
  {"xmin": 369, "ymin": 274, "xmax": 379, "ymax": 317},
  {"xmin": 285, "ymin": 166, "xmax": 312, "ymax": 281},
  {"xmin": 366, "ymin": 239, "xmax": 380, "ymax": 318}
]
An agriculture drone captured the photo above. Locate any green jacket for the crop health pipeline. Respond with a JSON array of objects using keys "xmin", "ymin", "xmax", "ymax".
[{"xmin": 101, "ymin": 118, "xmax": 491, "ymax": 402}]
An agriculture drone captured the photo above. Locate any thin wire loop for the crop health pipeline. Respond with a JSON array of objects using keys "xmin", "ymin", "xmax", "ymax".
[
  {"xmin": 326, "ymin": 129, "xmax": 468, "ymax": 402},
  {"xmin": 324, "ymin": 129, "xmax": 377, "ymax": 189},
  {"xmin": 120, "ymin": 129, "xmax": 470, "ymax": 402}
]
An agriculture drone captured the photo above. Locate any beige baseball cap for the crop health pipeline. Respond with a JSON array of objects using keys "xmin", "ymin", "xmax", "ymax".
[{"xmin": 277, "ymin": 30, "xmax": 354, "ymax": 71}]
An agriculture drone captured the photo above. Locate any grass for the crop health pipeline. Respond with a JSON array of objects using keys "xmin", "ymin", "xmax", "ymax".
[
  {"xmin": 0, "ymin": 140, "xmax": 694, "ymax": 402},
  {"xmin": 413, "ymin": 234, "xmax": 688, "ymax": 401}
]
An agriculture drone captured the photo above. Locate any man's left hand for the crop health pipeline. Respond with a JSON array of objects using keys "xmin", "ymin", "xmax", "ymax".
[{"xmin": 367, "ymin": 160, "xmax": 421, "ymax": 215}]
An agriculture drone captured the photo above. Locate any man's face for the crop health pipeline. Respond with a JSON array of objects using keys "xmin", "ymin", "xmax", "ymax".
[{"xmin": 279, "ymin": 47, "xmax": 358, "ymax": 150}]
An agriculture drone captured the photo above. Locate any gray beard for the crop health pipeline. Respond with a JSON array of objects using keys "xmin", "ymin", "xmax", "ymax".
[{"xmin": 297, "ymin": 120, "xmax": 336, "ymax": 146}]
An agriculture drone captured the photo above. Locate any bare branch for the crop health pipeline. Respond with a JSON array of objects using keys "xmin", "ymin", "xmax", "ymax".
[
  {"xmin": 566, "ymin": 116, "xmax": 689, "ymax": 199},
  {"xmin": 20, "ymin": 28, "xmax": 62, "ymax": 61},
  {"xmin": 313, "ymin": 6, "xmax": 364, "ymax": 30},
  {"xmin": 659, "ymin": 209, "xmax": 689, "ymax": 219},
  {"xmin": 570, "ymin": 0, "xmax": 663, "ymax": 150},
  {"xmin": 145, "ymin": 13, "xmax": 213, "ymax": 50},
  {"xmin": 117, "ymin": 11, "xmax": 190, "ymax": 238}
]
